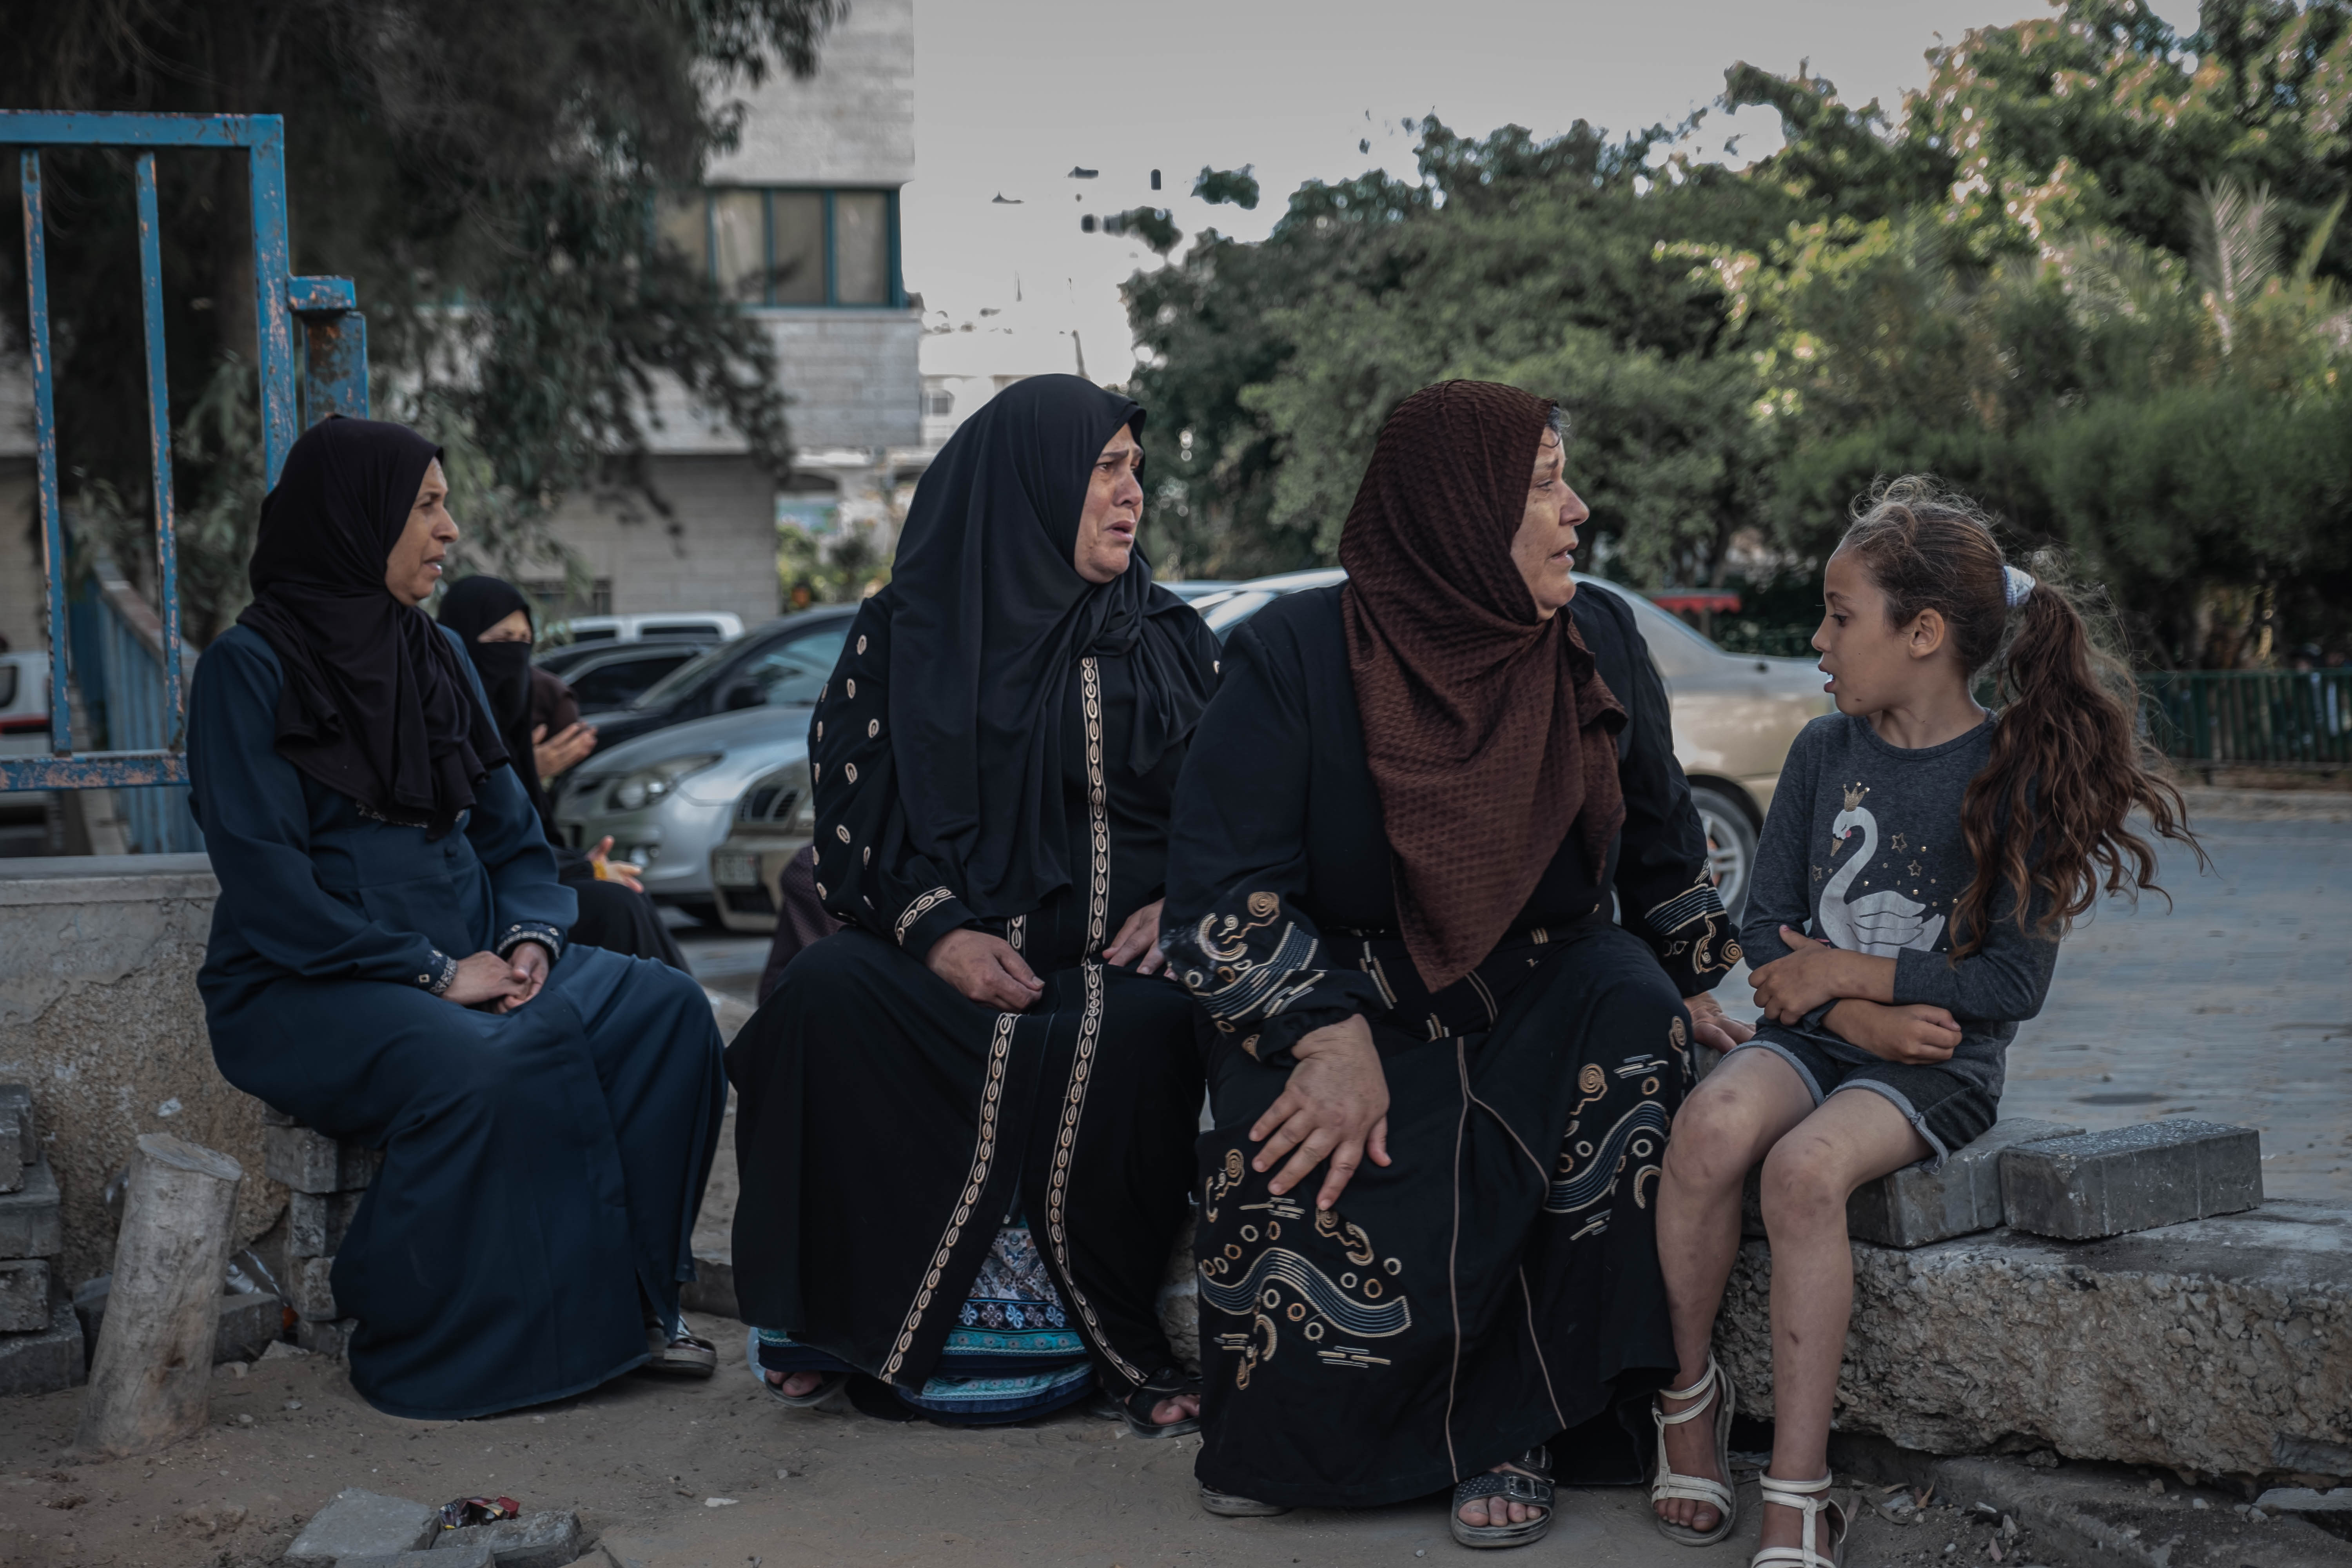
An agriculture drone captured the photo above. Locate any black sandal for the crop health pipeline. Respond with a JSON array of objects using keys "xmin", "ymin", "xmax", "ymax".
[
  {"xmin": 1451, "ymin": 1445, "xmax": 1554, "ymax": 1550},
  {"xmin": 1093, "ymin": 1366, "xmax": 1201, "ymax": 1439}
]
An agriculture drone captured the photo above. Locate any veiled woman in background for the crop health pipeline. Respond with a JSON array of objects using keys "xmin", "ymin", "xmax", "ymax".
[
  {"xmin": 188, "ymin": 417, "xmax": 728, "ymax": 1420},
  {"xmin": 436, "ymin": 575, "xmax": 688, "ymax": 969},
  {"xmin": 1163, "ymin": 381, "xmax": 1753, "ymax": 1548},
  {"xmin": 726, "ymin": 376, "xmax": 1220, "ymax": 1429}
]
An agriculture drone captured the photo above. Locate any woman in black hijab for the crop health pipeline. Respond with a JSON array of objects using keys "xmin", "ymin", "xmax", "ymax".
[
  {"xmin": 726, "ymin": 376, "xmax": 1221, "ymax": 1429},
  {"xmin": 436, "ymin": 575, "xmax": 688, "ymax": 969},
  {"xmin": 187, "ymin": 416, "xmax": 729, "ymax": 1420}
]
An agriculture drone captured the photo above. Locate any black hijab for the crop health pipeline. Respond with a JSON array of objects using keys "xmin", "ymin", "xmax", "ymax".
[
  {"xmin": 436, "ymin": 575, "xmax": 550, "ymax": 826},
  {"xmin": 886, "ymin": 373, "xmax": 1213, "ymax": 918},
  {"xmin": 236, "ymin": 417, "xmax": 506, "ymax": 839}
]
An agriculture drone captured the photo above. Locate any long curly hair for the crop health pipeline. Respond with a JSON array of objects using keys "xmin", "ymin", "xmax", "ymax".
[{"xmin": 1835, "ymin": 477, "xmax": 2203, "ymax": 959}]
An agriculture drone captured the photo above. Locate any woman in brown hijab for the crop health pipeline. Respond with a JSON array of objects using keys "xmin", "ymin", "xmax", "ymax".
[{"xmin": 1162, "ymin": 381, "xmax": 1753, "ymax": 1547}]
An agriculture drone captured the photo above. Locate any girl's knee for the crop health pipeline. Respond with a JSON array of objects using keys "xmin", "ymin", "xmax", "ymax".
[
  {"xmin": 1757, "ymin": 1134, "xmax": 1852, "ymax": 1229},
  {"xmin": 1664, "ymin": 1082, "xmax": 1766, "ymax": 1191}
]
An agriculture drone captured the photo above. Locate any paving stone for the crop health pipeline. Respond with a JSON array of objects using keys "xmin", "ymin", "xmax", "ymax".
[
  {"xmin": 1847, "ymin": 1118, "xmax": 2087, "ymax": 1248},
  {"xmin": 282, "ymin": 1488, "xmax": 439, "ymax": 1567},
  {"xmin": 0, "ymin": 1299, "xmax": 85, "ymax": 1397},
  {"xmin": 0, "ymin": 1158, "xmax": 61, "ymax": 1258},
  {"xmin": 295, "ymin": 1314, "xmax": 357, "ymax": 1359},
  {"xmin": 291, "ymin": 1255, "xmax": 342, "ymax": 1321},
  {"xmin": 70, "ymin": 1275, "xmax": 288, "ymax": 1366},
  {"xmin": 1713, "ymin": 1196, "xmax": 2352, "ymax": 1477},
  {"xmin": 2000, "ymin": 1118, "xmax": 2264, "ymax": 1240},
  {"xmin": 264, "ymin": 1125, "xmax": 377, "ymax": 1194},
  {"xmin": 0, "ymin": 1258, "xmax": 47, "ymax": 1332},
  {"xmin": 288, "ymin": 1190, "xmax": 363, "ymax": 1258},
  {"xmin": 345, "ymin": 1550, "xmax": 493, "ymax": 1568},
  {"xmin": 677, "ymin": 1247, "xmax": 737, "ymax": 1320},
  {"xmin": 435, "ymin": 1510, "xmax": 582, "ymax": 1568}
]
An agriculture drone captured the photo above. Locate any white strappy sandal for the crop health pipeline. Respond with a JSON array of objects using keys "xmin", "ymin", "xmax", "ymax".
[
  {"xmin": 1751, "ymin": 1474, "xmax": 1849, "ymax": 1568},
  {"xmin": 1650, "ymin": 1356, "xmax": 1738, "ymax": 1546}
]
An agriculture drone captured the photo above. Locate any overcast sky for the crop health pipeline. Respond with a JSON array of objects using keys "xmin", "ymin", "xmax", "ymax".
[{"xmin": 898, "ymin": 0, "xmax": 2200, "ymax": 377}]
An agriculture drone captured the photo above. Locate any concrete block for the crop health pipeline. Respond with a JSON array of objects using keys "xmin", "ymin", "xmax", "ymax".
[
  {"xmin": 283, "ymin": 1488, "xmax": 439, "ymax": 1567},
  {"xmin": 346, "ymin": 1551, "xmax": 493, "ymax": 1568},
  {"xmin": 1847, "ymin": 1118, "xmax": 2086, "ymax": 1249},
  {"xmin": 258, "ymin": 1100, "xmax": 298, "ymax": 1127},
  {"xmin": 0, "ymin": 1299, "xmax": 86, "ymax": 1397},
  {"xmin": 264, "ymin": 1125, "xmax": 376, "ymax": 1194},
  {"xmin": 436, "ymin": 1510, "xmax": 582, "ymax": 1568},
  {"xmin": 295, "ymin": 1315, "xmax": 357, "ymax": 1359},
  {"xmin": 0, "ymin": 1083, "xmax": 33, "ymax": 1166},
  {"xmin": 2000, "ymin": 1118, "xmax": 2263, "ymax": 1241},
  {"xmin": 1713, "ymin": 1196, "xmax": 2352, "ymax": 1478},
  {"xmin": 0, "ymin": 1158, "xmax": 62, "ymax": 1258},
  {"xmin": 70, "ymin": 1275, "xmax": 285, "ymax": 1366},
  {"xmin": 0, "ymin": 1101, "xmax": 21, "ymax": 1194},
  {"xmin": 290, "ymin": 1255, "xmax": 341, "ymax": 1321},
  {"xmin": 0, "ymin": 1258, "xmax": 47, "ymax": 1331},
  {"xmin": 288, "ymin": 1190, "xmax": 363, "ymax": 1258},
  {"xmin": 678, "ymin": 1247, "xmax": 737, "ymax": 1320}
]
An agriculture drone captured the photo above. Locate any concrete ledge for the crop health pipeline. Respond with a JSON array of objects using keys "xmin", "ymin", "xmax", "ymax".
[
  {"xmin": 1715, "ymin": 1198, "xmax": 2352, "ymax": 1479},
  {"xmin": 0, "ymin": 853, "xmax": 218, "ymax": 906}
]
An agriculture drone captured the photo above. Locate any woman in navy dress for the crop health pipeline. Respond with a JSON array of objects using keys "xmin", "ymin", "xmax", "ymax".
[{"xmin": 187, "ymin": 416, "xmax": 728, "ymax": 1420}]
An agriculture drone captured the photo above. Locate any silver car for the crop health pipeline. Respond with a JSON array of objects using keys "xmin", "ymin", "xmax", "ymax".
[
  {"xmin": 1193, "ymin": 569, "xmax": 1829, "ymax": 916},
  {"xmin": 706, "ymin": 760, "xmax": 818, "ymax": 932}
]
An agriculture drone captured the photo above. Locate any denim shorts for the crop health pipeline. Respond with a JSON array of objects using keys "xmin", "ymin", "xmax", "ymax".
[{"xmin": 1732, "ymin": 1026, "xmax": 1996, "ymax": 1167}]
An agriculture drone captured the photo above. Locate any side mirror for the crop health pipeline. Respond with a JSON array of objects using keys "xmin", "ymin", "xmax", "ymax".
[{"xmin": 722, "ymin": 680, "xmax": 766, "ymax": 711}]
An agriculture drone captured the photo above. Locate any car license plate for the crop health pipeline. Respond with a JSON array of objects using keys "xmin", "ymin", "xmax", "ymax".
[{"xmin": 713, "ymin": 850, "xmax": 760, "ymax": 886}]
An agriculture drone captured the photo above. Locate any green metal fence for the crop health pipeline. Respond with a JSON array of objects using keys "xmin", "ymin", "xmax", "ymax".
[{"xmin": 2139, "ymin": 669, "xmax": 2352, "ymax": 770}]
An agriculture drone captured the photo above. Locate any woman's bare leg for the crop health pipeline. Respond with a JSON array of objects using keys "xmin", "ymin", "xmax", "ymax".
[
  {"xmin": 1753, "ymin": 1088, "xmax": 1931, "ymax": 1551},
  {"xmin": 1651, "ymin": 1049, "xmax": 1816, "ymax": 1533}
]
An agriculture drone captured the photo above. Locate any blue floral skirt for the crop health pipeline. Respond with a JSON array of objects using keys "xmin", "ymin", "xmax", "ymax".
[{"xmin": 751, "ymin": 1224, "xmax": 1094, "ymax": 1424}]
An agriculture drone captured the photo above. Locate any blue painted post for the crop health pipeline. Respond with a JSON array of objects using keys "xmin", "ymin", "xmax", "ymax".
[
  {"xmin": 134, "ymin": 153, "xmax": 184, "ymax": 748},
  {"xmin": 246, "ymin": 122, "xmax": 298, "ymax": 486},
  {"xmin": 290, "ymin": 275, "xmax": 368, "ymax": 426},
  {"xmin": 20, "ymin": 151, "xmax": 70, "ymax": 757}
]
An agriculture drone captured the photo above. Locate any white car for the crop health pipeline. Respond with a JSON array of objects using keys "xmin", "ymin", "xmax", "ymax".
[{"xmin": 545, "ymin": 612, "xmax": 744, "ymax": 647}]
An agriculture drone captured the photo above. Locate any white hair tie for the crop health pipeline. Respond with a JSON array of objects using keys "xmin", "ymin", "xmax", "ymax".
[{"xmin": 2003, "ymin": 564, "xmax": 2036, "ymax": 608}]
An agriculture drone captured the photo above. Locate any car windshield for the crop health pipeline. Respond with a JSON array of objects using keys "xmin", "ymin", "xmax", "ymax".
[{"xmin": 628, "ymin": 642, "xmax": 736, "ymax": 710}]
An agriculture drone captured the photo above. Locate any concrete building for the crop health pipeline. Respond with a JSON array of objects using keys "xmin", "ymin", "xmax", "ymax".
[{"xmin": 535, "ymin": 0, "xmax": 924, "ymax": 626}]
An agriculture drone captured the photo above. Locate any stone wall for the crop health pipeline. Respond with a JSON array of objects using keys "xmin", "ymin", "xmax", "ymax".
[
  {"xmin": 0, "ymin": 856, "xmax": 281, "ymax": 1292},
  {"xmin": 538, "ymin": 456, "xmax": 783, "ymax": 627},
  {"xmin": 703, "ymin": 0, "xmax": 915, "ymax": 189},
  {"xmin": 1714, "ymin": 1199, "xmax": 2352, "ymax": 1480}
]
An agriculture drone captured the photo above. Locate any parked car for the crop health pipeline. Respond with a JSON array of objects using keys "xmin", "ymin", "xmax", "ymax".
[
  {"xmin": 706, "ymin": 760, "xmax": 817, "ymax": 932},
  {"xmin": 1162, "ymin": 579, "xmax": 1238, "ymax": 602},
  {"xmin": 532, "ymin": 640, "xmax": 704, "ymax": 712},
  {"xmin": 565, "ymin": 606, "xmax": 859, "ymax": 750},
  {"xmin": 0, "ymin": 650, "xmax": 48, "ymax": 753},
  {"xmin": 1197, "ymin": 569, "xmax": 1829, "ymax": 916},
  {"xmin": 545, "ymin": 611, "xmax": 744, "ymax": 646}
]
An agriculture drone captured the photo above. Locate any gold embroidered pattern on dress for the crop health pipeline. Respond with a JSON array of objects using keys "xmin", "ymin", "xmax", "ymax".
[
  {"xmin": 1199, "ymin": 1167, "xmax": 1410, "ymax": 1388},
  {"xmin": 1040, "ymin": 657, "xmax": 1143, "ymax": 1385},
  {"xmin": 1641, "ymin": 877, "xmax": 1739, "ymax": 976},
  {"xmin": 896, "ymin": 886, "xmax": 956, "ymax": 945},
  {"xmin": 1176, "ymin": 888, "xmax": 1330, "ymax": 1029},
  {"xmin": 881, "ymin": 1009, "xmax": 1016, "ymax": 1383},
  {"xmin": 1006, "ymin": 913, "xmax": 1027, "ymax": 953}
]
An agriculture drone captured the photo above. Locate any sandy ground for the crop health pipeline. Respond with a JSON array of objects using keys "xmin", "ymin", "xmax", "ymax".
[{"xmin": 0, "ymin": 1329, "xmax": 2040, "ymax": 1568}]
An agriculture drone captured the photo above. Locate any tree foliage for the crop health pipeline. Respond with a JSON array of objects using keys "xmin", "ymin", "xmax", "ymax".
[
  {"xmin": 1130, "ymin": 0, "xmax": 2352, "ymax": 665},
  {"xmin": 2, "ymin": 0, "xmax": 838, "ymax": 639}
]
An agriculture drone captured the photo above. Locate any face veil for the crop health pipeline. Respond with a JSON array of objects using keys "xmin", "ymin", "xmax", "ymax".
[
  {"xmin": 883, "ymin": 374, "xmax": 1214, "ymax": 918},
  {"xmin": 234, "ymin": 417, "xmax": 506, "ymax": 838}
]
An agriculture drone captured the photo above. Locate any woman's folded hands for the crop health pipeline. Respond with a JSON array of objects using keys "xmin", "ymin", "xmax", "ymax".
[{"xmin": 443, "ymin": 943, "xmax": 551, "ymax": 1013}]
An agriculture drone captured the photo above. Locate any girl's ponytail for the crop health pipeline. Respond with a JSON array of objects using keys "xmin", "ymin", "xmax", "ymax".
[
  {"xmin": 1837, "ymin": 478, "xmax": 2204, "ymax": 960},
  {"xmin": 1956, "ymin": 557, "xmax": 2201, "ymax": 959}
]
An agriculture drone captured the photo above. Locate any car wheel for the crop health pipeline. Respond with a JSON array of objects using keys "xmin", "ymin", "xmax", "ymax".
[{"xmin": 1689, "ymin": 785, "xmax": 1758, "ymax": 923}]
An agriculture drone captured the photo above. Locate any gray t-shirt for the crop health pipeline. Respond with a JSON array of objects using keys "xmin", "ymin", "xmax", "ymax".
[{"xmin": 1739, "ymin": 712, "xmax": 2060, "ymax": 1101}]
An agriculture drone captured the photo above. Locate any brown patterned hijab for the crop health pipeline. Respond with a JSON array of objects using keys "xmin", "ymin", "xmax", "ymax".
[{"xmin": 1339, "ymin": 381, "xmax": 1628, "ymax": 991}]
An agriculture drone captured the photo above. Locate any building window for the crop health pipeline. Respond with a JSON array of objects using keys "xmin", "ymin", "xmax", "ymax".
[
  {"xmin": 658, "ymin": 187, "xmax": 904, "ymax": 309},
  {"xmin": 925, "ymin": 388, "xmax": 955, "ymax": 418}
]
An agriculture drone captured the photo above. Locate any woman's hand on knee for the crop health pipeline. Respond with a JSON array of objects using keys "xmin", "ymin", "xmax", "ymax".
[
  {"xmin": 1686, "ymin": 991, "xmax": 1754, "ymax": 1053},
  {"xmin": 1102, "ymin": 898, "xmax": 1168, "ymax": 975},
  {"xmin": 1250, "ymin": 1015, "xmax": 1391, "ymax": 1211},
  {"xmin": 926, "ymin": 929, "xmax": 1045, "ymax": 1011},
  {"xmin": 445, "ymin": 951, "xmax": 529, "ymax": 1009},
  {"xmin": 1826, "ymin": 999, "xmax": 1960, "ymax": 1063},
  {"xmin": 494, "ymin": 942, "xmax": 552, "ymax": 1014}
]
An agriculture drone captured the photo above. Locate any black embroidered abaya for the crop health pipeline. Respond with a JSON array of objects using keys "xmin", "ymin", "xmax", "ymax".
[
  {"xmin": 437, "ymin": 575, "xmax": 687, "ymax": 970},
  {"xmin": 189, "ymin": 419, "xmax": 727, "ymax": 1421},
  {"xmin": 726, "ymin": 376, "xmax": 1221, "ymax": 1422},
  {"xmin": 1163, "ymin": 383, "xmax": 1738, "ymax": 1508}
]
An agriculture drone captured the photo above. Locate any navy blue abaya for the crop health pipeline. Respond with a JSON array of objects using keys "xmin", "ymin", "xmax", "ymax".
[{"xmin": 189, "ymin": 623, "xmax": 727, "ymax": 1421}]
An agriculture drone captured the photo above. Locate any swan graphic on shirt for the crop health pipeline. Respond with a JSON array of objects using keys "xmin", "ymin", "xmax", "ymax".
[{"xmin": 1818, "ymin": 785, "xmax": 1945, "ymax": 956}]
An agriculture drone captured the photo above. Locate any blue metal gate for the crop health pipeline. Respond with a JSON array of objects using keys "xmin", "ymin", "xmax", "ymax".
[{"xmin": 0, "ymin": 112, "xmax": 369, "ymax": 847}]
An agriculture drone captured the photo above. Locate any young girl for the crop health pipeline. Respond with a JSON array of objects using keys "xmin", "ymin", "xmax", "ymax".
[{"xmin": 1646, "ymin": 478, "xmax": 2200, "ymax": 1568}]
